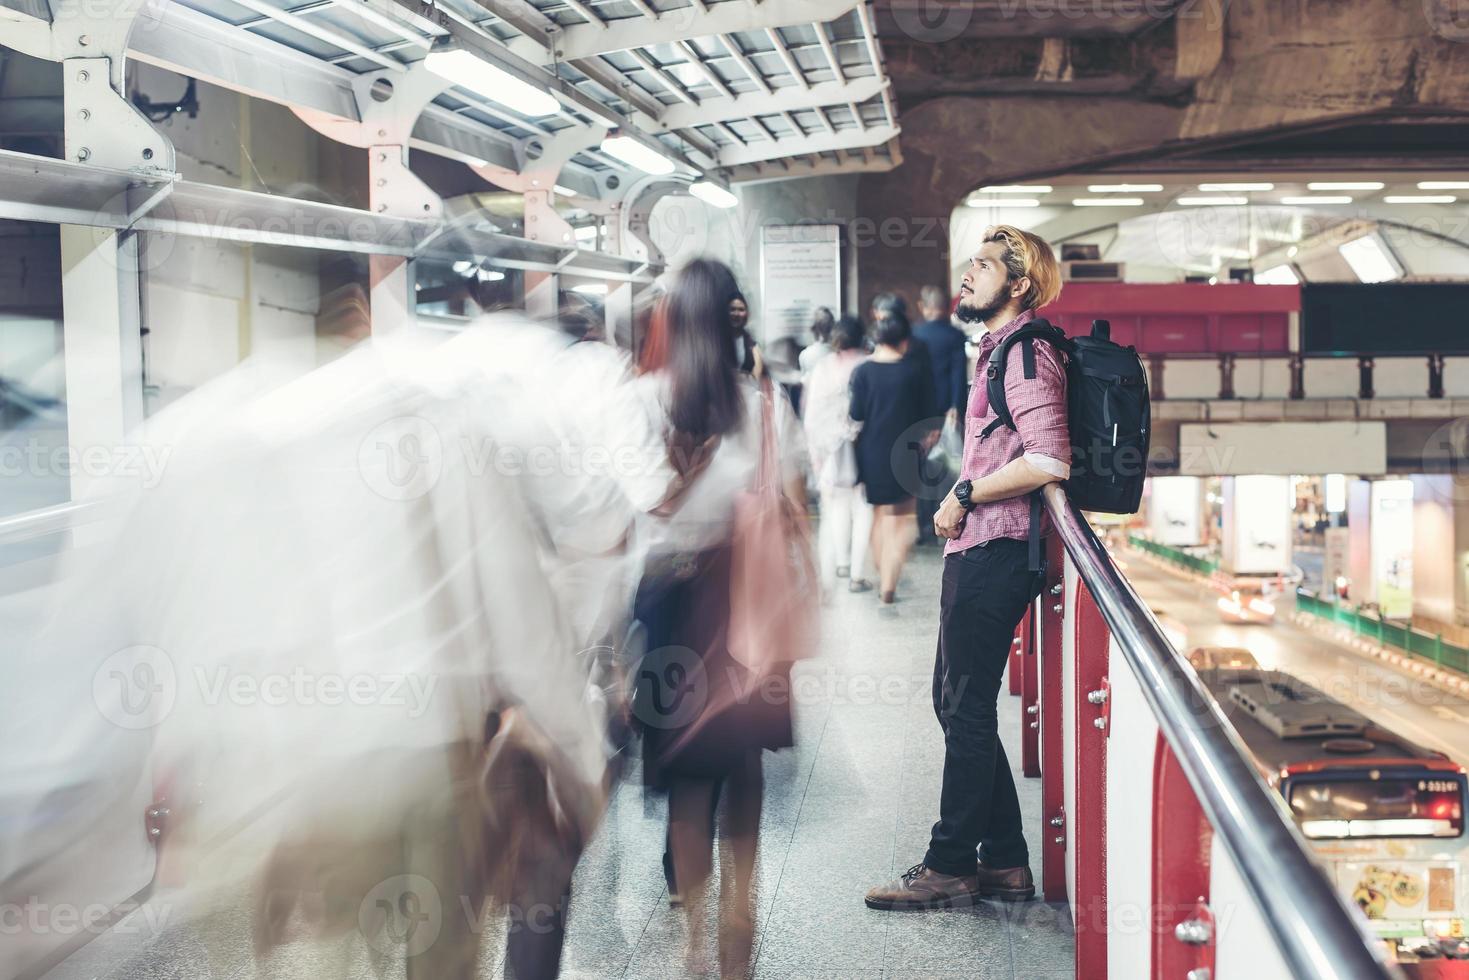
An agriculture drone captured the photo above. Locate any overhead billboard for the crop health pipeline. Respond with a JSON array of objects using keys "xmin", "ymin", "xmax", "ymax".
[{"xmin": 1178, "ymin": 422, "xmax": 1386, "ymax": 477}]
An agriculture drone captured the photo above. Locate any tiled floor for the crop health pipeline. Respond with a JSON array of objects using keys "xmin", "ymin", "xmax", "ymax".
[{"xmin": 42, "ymin": 545, "xmax": 1074, "ymax": 980}]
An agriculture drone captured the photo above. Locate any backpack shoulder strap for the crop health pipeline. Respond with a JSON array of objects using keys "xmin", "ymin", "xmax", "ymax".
[{"xmin": 981, "ymin": 321, "xmax": 1072, "ymax": 439}]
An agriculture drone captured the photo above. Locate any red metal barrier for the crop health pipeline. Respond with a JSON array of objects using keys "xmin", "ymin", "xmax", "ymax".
[
  {"xmin": 1040, "ymin": 534, "xmax": 1067, "ymax": 902},
  {"xmin": 1021, "ymin": 603, "xmax": 1040, "ymax": 779},
  {"xmin": 1074, "ymin": 580, "xmax": 1110, "ymax": 979},
  {"xmin": 1152, "ymin": 735, "xmax": 1216, "ymax": 980},
  {"xmin": 1008, "ymin": 610, "xmax": 1026, "ymax": 696}
]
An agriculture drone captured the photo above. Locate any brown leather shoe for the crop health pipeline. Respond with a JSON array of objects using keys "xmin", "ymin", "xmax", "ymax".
[
  {"xmin": 974, "ymin": 863, "xmax": 1035, "ymax": 902},
  {"xmin": 864, "ymin": 863, "xmax": 979, "ymax": 910}
]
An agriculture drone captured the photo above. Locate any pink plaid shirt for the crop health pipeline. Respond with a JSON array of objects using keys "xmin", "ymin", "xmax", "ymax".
[{"xmin": 945, "ymin": 309, "xmax": 1071, "ymax": 556}]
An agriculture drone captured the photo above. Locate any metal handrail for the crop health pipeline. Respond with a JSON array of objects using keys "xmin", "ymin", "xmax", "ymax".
[
  {"xmin": 1041, "ymin": 484, "xmax": 1402, "ymax": 980},
  {"xmin": 0, "ymin": 499, "xmax": 110, "ymax": 547}
]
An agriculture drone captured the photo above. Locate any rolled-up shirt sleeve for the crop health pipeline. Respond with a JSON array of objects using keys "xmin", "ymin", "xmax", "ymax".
[{"xmin": 1003, "ymin": 340, "xmax": 1071, "ymax": 480}]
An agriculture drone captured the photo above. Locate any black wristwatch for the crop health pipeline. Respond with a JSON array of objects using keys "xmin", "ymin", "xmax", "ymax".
[{"xmin": 953, "ymin": 479, "xmax": 976, "ymax": 511}]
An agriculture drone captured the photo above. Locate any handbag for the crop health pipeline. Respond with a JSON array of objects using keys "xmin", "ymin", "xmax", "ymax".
[
  {"xmin": 727, "ymin": 380, "xmax": 820, "ymax": 679},
  {"xmin": 824, "ymin": 436, "xmax": 859, "ymax": 489},
  {"xmin": 926, "ymin": 414, "xmax": 963, "ymax": 472}
]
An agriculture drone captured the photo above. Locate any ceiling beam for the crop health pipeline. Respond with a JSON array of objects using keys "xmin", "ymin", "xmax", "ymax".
[
  {"xmin": 729, "ymin": 138, "xmax": 901, "ymax": 184},
  {"xmin": 561, "ymin": 0, "xmax": 605, "ymax": 29},
  {"xmin": 457, "ymin": 0, "xmax": 720, "ymax": 161},
  {"xmin": 651, "ymin": 74, "xmax": 884, "ymax": 130},
  {"xmin": 715, "ymin": 123, "xmax": 899, "ymax": 167},
  {"xmin": 229, "ymin": 0, "xmax": 404, "ymax": 71},
  {"xmin": 718, "ymin": 33, "xmax": 773, "ymax": 96},
  {"xmin": 764, "ymin": 26, "xmax": 810, "ymax": 89},
  {"xmin": 674, "ymin": 38, "xmax": 736, "ymax": 99},
  {"xmin": 549, "ymin": 0, "xmax": 862, "ymax": 62},
  {"xmin": 127, "ymin": 0, "xmax": 361, "ymax": 120},
  {"xmin": 814, "ymin": 21, "xmax": 845, "ymax": 83},
  {"xmin": 628, "ymin": 48, "xmax": 699, "ymax": 106}
]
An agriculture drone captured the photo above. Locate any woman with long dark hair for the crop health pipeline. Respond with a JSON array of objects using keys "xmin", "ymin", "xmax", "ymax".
[{"xmin": 616, "ymin": 259, "xmax": 811, "ymax": 978}]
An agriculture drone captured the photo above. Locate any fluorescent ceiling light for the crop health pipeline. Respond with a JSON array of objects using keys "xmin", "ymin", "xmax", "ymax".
[
  {"xmin": 1072, "ymin": 198, "xmax": 1144, "ymax": 207},
  {"xmin": 451, "ymin": 260, "xmax": 474, "ymax": 275},
  {"xmin": 1338, "ymin": 234, "xmax": 1403, "ymax": 283},
  {"xmin": 1418, "ymin": 181, "xmax": 1469, "ymax": 190},
  {"xmin": 600, "ymin": 134, "xmax": 676, "ymax": 176},
  {"xmin": 423, "ymin": 49, "xmax": 560, "ymax": 118},
  {"xmin": 1177, "ymin": 196, "xmax": 1248, "ymax": 206},
  {"xmin": 689, "ymin": 181, "xmax": 738, "ymax": 209},
  {"xmin": 1306, "ymin": 181, "xmax": 1383, "ymax": 191},
  {"xmin": 1198, "ymin": 182, "xmax": 1274, "ymax": 191},
  {"xmin": 966, "ymin": 197, "xmax": 1040, "ymax": 208},
  {"xmin": 1254, "ymin": 264, "xmax": 1300, "ymax": 285},
  {"xmin": 1281, "ymin": 196, "xmax": 1353, "ymax": 205},
  {"xmin": 475, "ymin": 268, "xmax": 505, "ymax": 283},
  {"xmin": 571, "ymin": 283, "xmax": 609, "ymax": 296},
  {"xmin": 1087, "ymin": 183, "xmax": 1163, "ymax": 193},
  {"xmin": 553, "ymin": 184, "xmax": 577, "ymax": 197},
  {"xmin": 978, "ymin": 184, "xmax": 1051, "ymax": 193},
  {"xmin": 573, "ymin": 225, "xmax": 599, "ymax": 241},
  {"xmin": 1384, "ymin": 195, "xmax": 1457, "ymax": 204}
]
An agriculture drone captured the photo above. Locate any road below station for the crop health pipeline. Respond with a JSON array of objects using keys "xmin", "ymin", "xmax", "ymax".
[{"xmin": 1122, "ymin": 552, "xmax": 1469, "ymax": 767}]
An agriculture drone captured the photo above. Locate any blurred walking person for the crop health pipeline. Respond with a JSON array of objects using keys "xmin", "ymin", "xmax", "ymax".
[
  {"xmin": 912, "ymin": 285, "xmax": 970, "ymax": 545},
  {"xmin": 615, "ymin": 259, "xmax": 814, "ymax": 979},
  {"xmin": 849, "ymin": 309, "xmax": 933, "ymax": 605},
  {"xmin": 802, "ymin": 315, "xmax": 874, "ymax": 596},
  {"xmin": 799, "ymin": 307, "xmax": 836, "ymax": 377}
]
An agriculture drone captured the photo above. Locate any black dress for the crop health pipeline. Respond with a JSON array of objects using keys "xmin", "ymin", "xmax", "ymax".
[{"xmin": 849, "ymin": 356, "xmax": 935, "ymax": 507}]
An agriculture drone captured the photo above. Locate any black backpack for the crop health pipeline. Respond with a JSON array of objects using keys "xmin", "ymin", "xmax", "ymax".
[{"xmin": 982, "ymin": 318, "xmax": 1151, "ymax": 565}]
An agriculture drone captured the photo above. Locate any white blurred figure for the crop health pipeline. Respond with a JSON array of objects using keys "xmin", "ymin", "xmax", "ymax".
[
  {"xmin": 803, "ymin": 315, "xmax": 874, "ymax": 596},
  {"xmin": 1, "ymin": 302, "xmax": 641, "ymax": 980}
]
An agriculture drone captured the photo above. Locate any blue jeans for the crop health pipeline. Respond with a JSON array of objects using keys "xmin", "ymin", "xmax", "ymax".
[{"xmin": 924, "ymin": 537, "xmax": 1037, "ymax": 876}]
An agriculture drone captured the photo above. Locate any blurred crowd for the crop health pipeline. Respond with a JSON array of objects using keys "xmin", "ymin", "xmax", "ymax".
[{"xmin": 2, "ymin": 257, "xmax": 967, "ymax": 980}]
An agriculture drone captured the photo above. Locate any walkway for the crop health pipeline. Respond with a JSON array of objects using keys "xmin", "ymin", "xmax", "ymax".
[{"xmin": 41, "ymin": 546, "xmax": 1074, "ymax": 980}]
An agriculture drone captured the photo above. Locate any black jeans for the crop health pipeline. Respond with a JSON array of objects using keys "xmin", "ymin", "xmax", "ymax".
[{"xmin": 924, "ymin": 537, "xmax": 1038, "ymax": 876}]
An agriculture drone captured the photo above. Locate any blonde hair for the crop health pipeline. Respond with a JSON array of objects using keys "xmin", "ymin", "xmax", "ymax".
[{"xmin": 982, "ymin": 225, "xmax": 1062, "ymax": 311}]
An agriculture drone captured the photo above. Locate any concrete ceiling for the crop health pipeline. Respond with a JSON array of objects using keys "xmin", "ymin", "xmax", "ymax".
[
  {"xmin": 855, "ymin": 0, "xmax": 1469, "ymax": 309},
  {"xmin": 873, "ymin": 0, "xmax": 1191, "ymax": 101}
]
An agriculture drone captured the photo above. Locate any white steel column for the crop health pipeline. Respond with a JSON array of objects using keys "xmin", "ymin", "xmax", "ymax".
[
  {"xmin": 60, "ymin": 225, "xmax": 145, "ymax": 501},
  {"xmin": 296, "ymin": 65, "xmax": 446, "ymax": 334}
]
